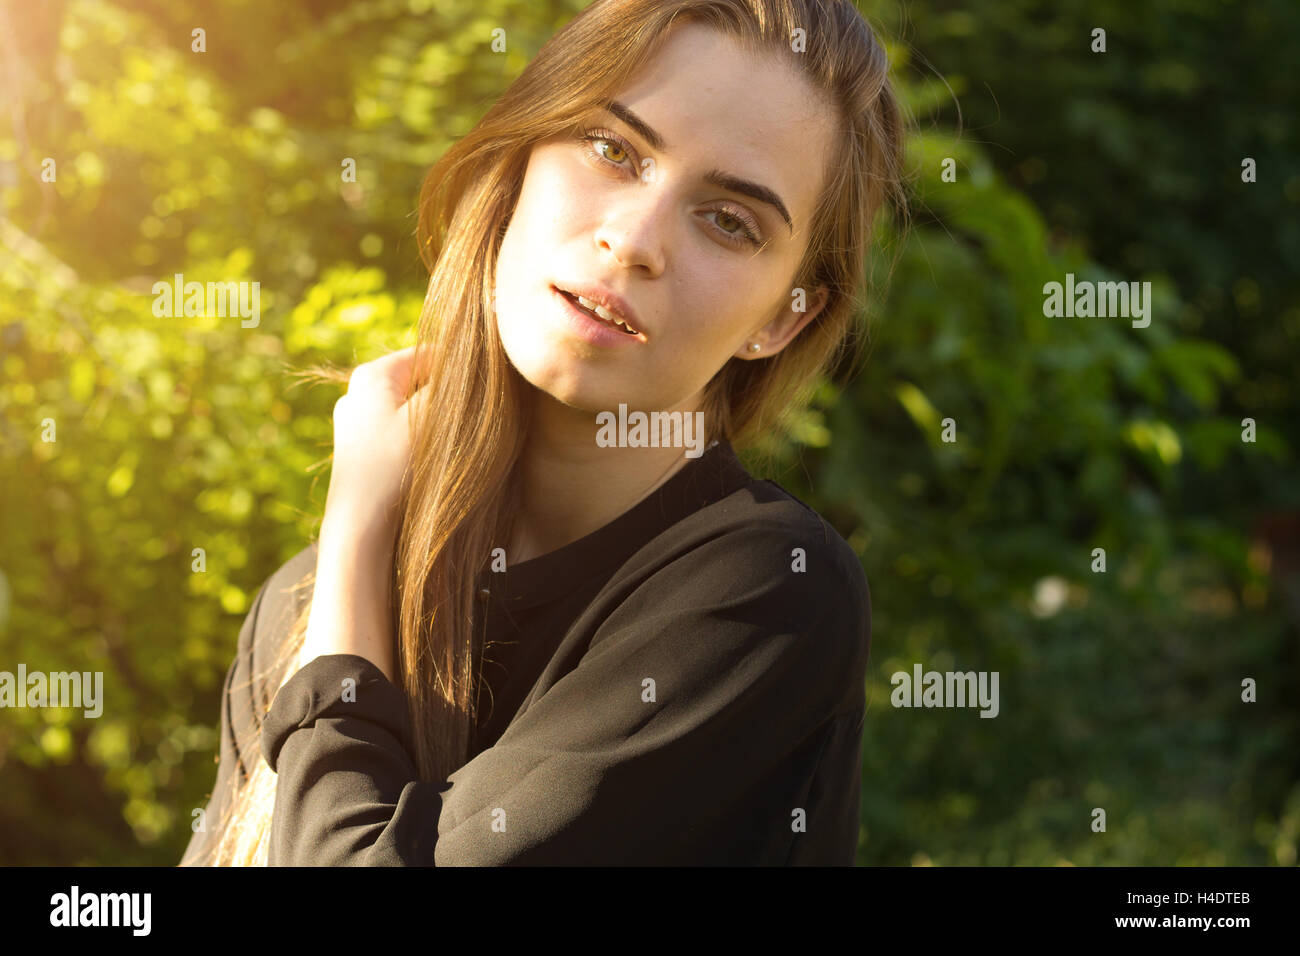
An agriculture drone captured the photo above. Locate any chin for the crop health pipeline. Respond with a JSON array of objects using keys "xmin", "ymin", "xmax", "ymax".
[{"xmin": 505, "ymin": 352, "xmax": 607, "ymax": 412}]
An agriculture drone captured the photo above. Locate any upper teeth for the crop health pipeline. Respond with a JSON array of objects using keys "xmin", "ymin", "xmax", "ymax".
[{"xmin": 576, "ymin": 294, "xmax": 638, "ymax": 334}]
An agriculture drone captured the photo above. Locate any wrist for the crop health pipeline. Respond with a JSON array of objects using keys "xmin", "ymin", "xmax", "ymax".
[
  {"xmin": 318, "ymin": 499, "xmax": 400, "ymax": 564},
  {"xmin": 304, "ymin": 520, "xmax": 400, "ymax": 684}
]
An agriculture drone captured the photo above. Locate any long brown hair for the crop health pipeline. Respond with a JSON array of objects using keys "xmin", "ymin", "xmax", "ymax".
[{"xmin": 187, "ymin": 0, "xmax": 909, "ymax": 866}]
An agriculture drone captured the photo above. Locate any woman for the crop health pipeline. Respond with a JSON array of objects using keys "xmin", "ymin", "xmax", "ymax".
[{"xmin": 182, "ymin": 0, "xmax": 907, "ymax": 866}]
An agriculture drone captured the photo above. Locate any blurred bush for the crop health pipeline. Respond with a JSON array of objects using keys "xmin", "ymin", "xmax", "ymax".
[{"xmin": 0, "ymin": 0, "xmax": 1294, "ymax": 865}]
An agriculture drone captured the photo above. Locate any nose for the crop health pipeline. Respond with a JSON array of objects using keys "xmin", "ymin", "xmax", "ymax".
[{"xmin": 592, "ymin": 188, "xmax": 671, "ymax": 277}]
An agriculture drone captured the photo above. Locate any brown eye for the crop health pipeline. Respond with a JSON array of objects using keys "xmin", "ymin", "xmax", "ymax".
[
  {"xmin": 705, "ymin": 206, "xmax": 764, "ymax": 249},
  {"xmin": 716, "ymin": 211, "xmax": 743, "ymax": 235},
  {"xmin": 578, "ymin": 129, "xmax": 636, "ymax": 173},
  {"xmin": 599, "ymin": 140, "xmax": 627, "ymax": 164}
]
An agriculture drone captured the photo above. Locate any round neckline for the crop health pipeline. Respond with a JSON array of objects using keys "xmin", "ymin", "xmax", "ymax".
[{"xmin": 477, "ymin": 438, "xmax": 752, "ymax": 609}]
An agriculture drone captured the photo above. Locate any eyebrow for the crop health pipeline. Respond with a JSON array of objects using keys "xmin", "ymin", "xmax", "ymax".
[{"xmin": 605, "ymin": 100, "xmax": 794, "ymax": 234}]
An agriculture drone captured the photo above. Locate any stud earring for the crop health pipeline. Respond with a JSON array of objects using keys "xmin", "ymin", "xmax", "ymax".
[{"xmin": 748, "ymin": 342, "xmax": 761, "ymax": 352}]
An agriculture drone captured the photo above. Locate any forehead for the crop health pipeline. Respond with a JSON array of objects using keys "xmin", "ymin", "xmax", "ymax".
[{"xmin": 604, "ymin": 22, "xmax": 835, "ymax": 231}]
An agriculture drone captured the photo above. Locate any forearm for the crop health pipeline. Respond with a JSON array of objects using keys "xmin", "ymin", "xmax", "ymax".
[
  {"xmin": 263, "ymin": 653, "xmax": 436, "ymax": 866},
  {"xmin": 302, "ymin": 514, "xmax": 400, "ymax": 685}
]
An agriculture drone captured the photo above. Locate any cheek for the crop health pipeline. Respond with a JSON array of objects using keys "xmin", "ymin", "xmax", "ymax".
[
  {"xmin": 519, "ymin": 155, "xmax": 587, "ymax": 233},
  {"xmin": 672, "ymin": 272, "xmax": 760, "ymax": 352},
  {"xmin": 491, "ymin": 237, "xmax": 538, "ymax": 362},
  {"xmin": 492, "ymin": 266, "xmax": 540, "ymax": 358}
]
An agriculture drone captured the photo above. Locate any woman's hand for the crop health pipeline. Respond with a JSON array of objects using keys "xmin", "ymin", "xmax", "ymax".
[
  {"xmin": 301, "ymin": 345, "xmax": 431, "ymax": 684},
  {"xmin": 320, "ymin": 345, "xmax": 429, "ymax": 544}
]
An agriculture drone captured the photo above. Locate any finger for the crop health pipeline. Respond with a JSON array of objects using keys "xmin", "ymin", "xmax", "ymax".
[
  {"xmin": 352, "ymin": 345, "xmax": 420, "ymax": 399},
  {"xmin": 355, "ymin": 345, "xmax": 417, "ymax": 379},
  {"xmin": 402, "ymin": 377, "xmax": 436, "ymax": 412},
  {"xmin": 380, "ymin": 345, "xmax": 419, "ymax": 382},
  {"xmin": 399, "ymin": 379, "xmax": 437, "ymax": 430}
]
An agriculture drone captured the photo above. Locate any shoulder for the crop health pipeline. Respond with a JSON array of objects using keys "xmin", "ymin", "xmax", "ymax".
[
  {"xmin": 616, "ymin": 477, "xmax": 872, "ymax": 709},
  {"xmin": 235, "ymin": 540, "xmax": 320, "ymax": 718},
  {"xmin": 251, "ymin": 540, "xmax": 320, "ymax": 638},
  {"xmin": 724, "ymin": 477, "xmax": 868, "ymax": 609},
  {"xmin": 712, "ymin": 478, "xmax": 873, "ymax": 714},
  {"xmin": 661, "ymin": 473, "xmax": 869, "ymax": 623}
]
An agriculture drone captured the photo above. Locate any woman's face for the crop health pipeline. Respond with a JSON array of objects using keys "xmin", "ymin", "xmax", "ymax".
[{"xmin": 492, "ymin": 21, "xmax": 837, "ymax": 421}]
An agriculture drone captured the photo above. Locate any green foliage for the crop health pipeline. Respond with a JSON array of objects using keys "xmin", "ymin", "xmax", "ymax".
[
  {"xmin": 777, "ymin": 0, "xmax": 1297, "ymax": 865},
  {"xmin": 1, "ymin": 0, "xmax": 1295, "ymax": 865}
]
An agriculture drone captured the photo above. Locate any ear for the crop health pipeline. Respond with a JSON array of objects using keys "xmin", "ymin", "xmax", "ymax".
[{"xmin": 734, "ymin": 284, "xmax": 830, "ymax": 359}]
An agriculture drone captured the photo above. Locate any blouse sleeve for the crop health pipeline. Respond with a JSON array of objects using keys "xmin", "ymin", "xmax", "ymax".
[{"xmin": 260, "ymin": 521, "xmax": 871, "ymax": 865}]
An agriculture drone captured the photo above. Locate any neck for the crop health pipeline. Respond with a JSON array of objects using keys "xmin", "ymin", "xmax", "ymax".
[{"xmin": 506, "ymin": 390, "xmax": 706, "ymax": 565}]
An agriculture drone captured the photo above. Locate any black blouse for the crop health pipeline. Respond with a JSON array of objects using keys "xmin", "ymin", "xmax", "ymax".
[{"xmin": 181, "ymin": 438, "xmax": 872, "ymax": 866}]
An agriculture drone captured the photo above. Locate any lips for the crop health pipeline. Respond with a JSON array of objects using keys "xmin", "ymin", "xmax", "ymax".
[
  {"xmin": 552, "ymin": 281, "xmax": 645, "ymax": 337},
  {"xmin": 558, "ymin": 289, "xmax": 639, "ymax": 335}
]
